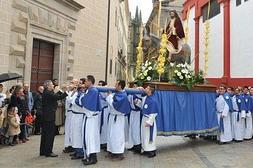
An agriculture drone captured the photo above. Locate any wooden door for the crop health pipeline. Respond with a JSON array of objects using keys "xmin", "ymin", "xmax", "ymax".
[{"xmin": 31, "ymin": 39, "xmax": 55, "ymax": 91}]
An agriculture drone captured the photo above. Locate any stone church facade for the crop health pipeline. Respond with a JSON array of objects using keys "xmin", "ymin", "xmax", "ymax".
[{"xmin": 0, "ymin": 0, "xmax": 111, "ymax": 90}]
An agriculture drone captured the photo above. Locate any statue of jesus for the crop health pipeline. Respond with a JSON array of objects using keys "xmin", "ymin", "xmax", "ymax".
[{"xmin": 165, "ymin": 10, "xmax": 185, "ymax": 54}]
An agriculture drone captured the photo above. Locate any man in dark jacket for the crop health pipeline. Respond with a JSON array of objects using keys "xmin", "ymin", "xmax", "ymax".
[
  {"xmin": 33, "ymin": 86, "xmax": 44, "ymax": 135},
  {"xmin": 40, "ymin": 80, "xmax": 68, "ymax": 157}
]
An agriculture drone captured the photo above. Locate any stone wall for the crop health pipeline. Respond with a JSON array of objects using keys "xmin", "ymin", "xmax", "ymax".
[
  {"xmin": 0, "ymin": 0, "xmax": 12, "ymax": 74},
  {"xmin": 0, "ymin": 0, "xmax": 113, "ymax": 87},
  {"xmin": 72, "ymin": 0, "xmax": 108, "ymax": 83}
]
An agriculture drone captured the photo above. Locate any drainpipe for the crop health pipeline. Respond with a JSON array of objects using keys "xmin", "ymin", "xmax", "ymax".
[{"xmin": 105, "ymin": 0, "xmax": 111, "ymax": 83}]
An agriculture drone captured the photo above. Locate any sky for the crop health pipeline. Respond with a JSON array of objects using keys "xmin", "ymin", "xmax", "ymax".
[{"xmin": 128, "ymin": 0, "xmax": 153, "ymax": 23}]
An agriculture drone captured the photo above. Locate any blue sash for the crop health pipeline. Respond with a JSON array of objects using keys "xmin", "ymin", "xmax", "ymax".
[
  {"xmin": 83, "ymin": 117, "xmax": 88, "ymax": 151},
  {"xmin": 245, "ymin": 118, "xmax": 247, "ymax": 128},
  {"xmin": 83, "ymin": 113, "xmax": 99, "ymax": 156},
  {"xmin": 72, "ymin": 111, "xmax": 85, "ymax": 115},
  {"xmin": 237, "ymin": 111, "xmax": 240, "ymax": 122},
  {"xmin": 149, "ymin": 125, "xmax": 154, "ymax": 142},
  {"xmin": 219, "ymin": 117, "xmax": 224, "ymax": 133},
  {"xmin": 223, "ymin": 94, "xmax": 233, "ymax": 112},
  {"xmin": 143, "ymin": 115, "xmax": 154, "ymax": 142},
  {"xmin": 107, "ymin": 113, "xmax": 117, "ymax": 123},
  {"xmin": 100, "ymin": 106, "xmax": 108, "ymax": 133}
]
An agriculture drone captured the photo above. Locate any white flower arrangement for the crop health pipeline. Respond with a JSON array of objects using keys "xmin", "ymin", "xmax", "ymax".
[
  {"xmin": 136, "ymin": 60, "xmax": 154, "ymax": 82},
  {"xmin": 172, "ymin": 63, "xmax": 197, "ymax": 90}
]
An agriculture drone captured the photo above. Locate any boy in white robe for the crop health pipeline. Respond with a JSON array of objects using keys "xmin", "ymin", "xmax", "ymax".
[
  {"xmin": 231, "ymin": 88, "xmax": 246, "ymax": 142},
  {"xmin": 249, "ymin": 88, "xmax": 253, "ymax": 136},
  {"xmin": 216, "ymin": 85, "xmax": 233, "ymax": 144},
  {"xmin": 79, "ymin": 75, "xmax": 101, "ymax": 165},
  {"xmin": 98, "ymin": 80, "xmax": 109, "ymax": 150},
  {"xmin": 106, "ymin": 80, "xmax": 131, "ymax": 160},
  {"xmin": 242, "ymin": 86, "xmax": 253, "ymax": 140},
  {"xmin": 136, "ymin": 85, "xmax": 158, "ymax": 158},
  {"xmin": 63, "ymin": 79, "xmax": 79, "ymax": 153},
  {"xmin": 70, "ymin": 79, "xmax": 86, "ymax": 160},
  {"xmin": 127, "ymin": 93, "xmax": 142, "ymax": 153}
]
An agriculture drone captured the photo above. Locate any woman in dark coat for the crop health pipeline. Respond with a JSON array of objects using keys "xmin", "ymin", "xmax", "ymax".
[{"xmin": 10, "ymin": 85, "xmax": 29, "ymax": 143}]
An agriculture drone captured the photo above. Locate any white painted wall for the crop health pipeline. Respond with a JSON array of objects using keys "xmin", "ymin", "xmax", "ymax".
[
  {"xmin": 183, "ymin": 6, "xmax": 195, "ymax": 69},
  {"xmin": 230, "ymin": 0, "xmax": 253, "ymax": 78},
  {"xmin": 199, "ymin": 4, "xmax": 223, "ymax": 78}
]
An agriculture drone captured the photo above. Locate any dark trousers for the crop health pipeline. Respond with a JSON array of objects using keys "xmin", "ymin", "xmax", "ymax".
[
  {"xmin": 40, "ymin": 121, "xmax": 55, "ymax": 155},
  {"xmin": 19, "ymin": 124, "xmax": 26, "ymax": 140},
  {"xmin": 19, "ymin": 116, "xmax": 27, "ymax": 140},
  {"xmin": 34, "ymin": 114, "xmax": 42, "ymax": 134}
]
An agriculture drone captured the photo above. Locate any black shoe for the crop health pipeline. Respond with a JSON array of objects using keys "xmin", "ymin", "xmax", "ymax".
[
  {"xmin": 45, "ymin": 153, "xmax": 58, "ymax": 157},
  {"xmin": 9, "ymin": 143, "xmax": 15, "ymax": 146},
  {"xmin": 63, "ymin": 149, "xmax": 68, "ymax": 153},
  {"xmin": 133, "ymin": 144, "xmax": 141, "ymax": 154},
  {"xmin": 71, "ymin": 155, "xmax": 83, "ymax": 160},
  {"xmin": 111, "ymin": 154, "xmax": 124, "ymax": 161},
  {"xmin": 147, "ymin": 151, "xmax": 156, "ymax": 158},
  {"xmin": 63, "ymin": 146, "xmax": 74, "ymax": 153},
  {"xmin": 134, "ymin": 149, "xmax": 141, "ymax": 154},
  {"xmin": 127, "ymin": 147, "xmax": 135, "ymax": 151},
  {"xmin": 82, "ymin": 158, "xmax": 97, "ymax": 165},
  {"xmin": 40, "ymin": 153, "xmax": 45, "ymax": 156},
  {"xmin": 69, "ymin": 153, "xmax": 76, "ymax": 156},
  {"xmin": 141, "ymin": 151, "xmax": 148, "ymax": 156}
]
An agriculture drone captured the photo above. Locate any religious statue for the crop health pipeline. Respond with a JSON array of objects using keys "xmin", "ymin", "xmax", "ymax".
[
  {"xmin": 165, "ymin": 10, "xmax": 185, "ymax": 54},
  {"xmin": 141, "ymin": 9, "xmax": 191, "ymax": 65}
]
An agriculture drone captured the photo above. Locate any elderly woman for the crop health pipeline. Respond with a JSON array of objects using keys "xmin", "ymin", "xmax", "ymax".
[{"xmin": 40, "ymin": 80, "xmax": 67, "ymax": 157}]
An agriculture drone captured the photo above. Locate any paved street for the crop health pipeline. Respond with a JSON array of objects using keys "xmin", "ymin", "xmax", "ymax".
[{"xmin": 1, "ymin": 134, "xmax": 253, "ymax": 168}]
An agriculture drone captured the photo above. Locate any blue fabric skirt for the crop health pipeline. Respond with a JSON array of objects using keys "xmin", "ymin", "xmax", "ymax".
[{"xmin": 154, "ymin": 91, "xmax": 218, "ymax": 135}]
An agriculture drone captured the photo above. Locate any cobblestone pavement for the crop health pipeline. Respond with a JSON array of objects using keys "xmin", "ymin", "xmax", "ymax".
[{"xmin": 1, "ymin": 135, "xmax": 253, "ymax": 168}]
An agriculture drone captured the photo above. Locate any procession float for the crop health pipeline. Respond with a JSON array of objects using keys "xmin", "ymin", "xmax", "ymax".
[{"xmin": 99, "ymin": 3, "xmax": 218, "ymax": 136}]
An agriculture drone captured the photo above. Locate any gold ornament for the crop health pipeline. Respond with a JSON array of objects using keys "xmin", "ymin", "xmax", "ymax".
[
  {"xmin": 156, "ymin": 33, "xmax": 167, "ymax": 76},
  {"xmin": 136, "ymin": 34, "xmax": 143, "ymax": 77}
]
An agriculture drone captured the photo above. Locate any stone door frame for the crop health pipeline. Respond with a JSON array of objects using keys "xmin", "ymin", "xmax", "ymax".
[{"xmin": 24, "ymin": 24, "xmax": 68, "ymax": 85}]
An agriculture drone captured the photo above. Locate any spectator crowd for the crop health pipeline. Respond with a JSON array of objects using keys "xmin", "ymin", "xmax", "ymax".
[{"xmin": 0, "ymin": 80, "xmax": 64, "ymax": 146}]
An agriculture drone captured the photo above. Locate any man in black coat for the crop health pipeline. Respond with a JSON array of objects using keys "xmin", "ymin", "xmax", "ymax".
[{"xmin": 40, "ymin": 80, "xmax": 68, "ymax": 157}]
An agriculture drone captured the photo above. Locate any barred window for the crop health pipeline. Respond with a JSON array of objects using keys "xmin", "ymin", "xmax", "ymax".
[
  {"xmin": 236, "ymin": 0, "xmax": 242, "ymax": 6},
  {"xmin": 202, "ymin": 0, "xmax": 220, "ymax": 22}
]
